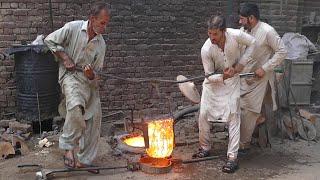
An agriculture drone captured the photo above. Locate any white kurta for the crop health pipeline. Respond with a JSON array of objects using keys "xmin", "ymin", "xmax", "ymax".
[
  {"xmin": 200, "ymin": 28, "xmax": 255, "ymax": 123},
  {"xmin": 198, "ymin": 28, "xmax": 255, "ymax": 159},
  {"xmin": 240, "ymin": 21, "xmax": 287, "ymax": 113}
]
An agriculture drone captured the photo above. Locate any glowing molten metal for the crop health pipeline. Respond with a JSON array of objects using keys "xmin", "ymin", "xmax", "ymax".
[
  {"xmin": 146, "ymin": 118, "xmax": 174, "ymax": 158},
  {"xmin": 123, "ymin": 118, "xmax": 174, "ymax": 158},
  {"xmin": 123, "ymin": 136, "xmax": 145, "ymax": 147}
]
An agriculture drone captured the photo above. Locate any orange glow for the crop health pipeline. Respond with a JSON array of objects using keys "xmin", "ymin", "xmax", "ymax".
[
  {"xmin": 124, "ymin": 136, "xmax": 145, "ymax": 147},
  {"xmin": 146, "ymin": 118, "xmax": 174, "ymax": 158}
]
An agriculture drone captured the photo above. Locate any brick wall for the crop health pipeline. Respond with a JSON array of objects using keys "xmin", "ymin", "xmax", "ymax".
[
  {"xmin": 0, "ymin": 0, "xmax": 92, "ymax": 119},
  {"xmin": 0, "ymin": 0, "xmax": 318, "ymax": 119},
  {"xmin": 302, "ymin": 0, "xmax": 320, "ymax": 25},
  {"xmin": 240, "ymin": 0, "xmax": 303, "ymax": 35},
  {"xmin": 300, "ymin": 0, "xmax": 320, "ymax": 43},
  {"xmin": 0, "ymin": 0, "xmax": 240, "ymax": 119}
]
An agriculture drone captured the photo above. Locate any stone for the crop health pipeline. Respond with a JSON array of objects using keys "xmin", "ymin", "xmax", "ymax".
[
  {"xmin": 9, "ymin": 121, "xmax": 31, "ymax": 133},
  {"xmin": 0, "ymin": 128, "xmax": 5, "ymax": 134},
  {"xmin": 44, "ymin": 141, "xmax": 53, "ymax": 148},
  {"xmin": 0, "ymin": 119, "xmax": 16, "ymax": 128},
  {"xmin": 38, "ymin": 138, "xmax": 48, "ymax": 148}
]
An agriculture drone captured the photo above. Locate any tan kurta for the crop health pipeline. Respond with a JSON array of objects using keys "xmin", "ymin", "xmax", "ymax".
[
  {"xmin": 45, "ymin": 20, "xmax": 106, "ymax": 120},
  {"xmin": 44, "ymin": 20, "xmax": 106, "ymax": 164},
  {"xmin": 240, "ymin": 21, "xmax": 287, "ymax": 113},
  {"xmin": 199, "ymin": 28, "xmax": 255, "ymax": 159}
]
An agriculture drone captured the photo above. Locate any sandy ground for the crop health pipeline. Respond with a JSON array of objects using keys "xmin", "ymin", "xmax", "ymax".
[{"xmin": 1, "ymin": 134, "xmax": 320, "ymax": 180}]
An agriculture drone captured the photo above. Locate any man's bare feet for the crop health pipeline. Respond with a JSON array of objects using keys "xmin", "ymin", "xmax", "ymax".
[{"xmin": 63, "ymin": 150, "xmax": 75, "ymax": 168}]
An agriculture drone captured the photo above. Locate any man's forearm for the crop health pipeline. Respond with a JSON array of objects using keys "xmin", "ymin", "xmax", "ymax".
[
  {"xmin": 54, "ymin": 51, "xmax": 72, "ymax": 63},
  {"xmin": 54, "ymin": 51, "xmax": 75, "ymax": 71}
]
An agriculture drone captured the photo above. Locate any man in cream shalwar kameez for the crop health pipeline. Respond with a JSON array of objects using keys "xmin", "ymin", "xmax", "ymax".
[
  {"xmin": 193, "ymin": 15, "xmax": 256, "ymax": 173},
  {"xmin": 44, "ymin": 3, "xmax": 110, "ymax": 171},
  {"xmin": 238, "ymin": 3, "xmax": 287, "ymax": 150}
]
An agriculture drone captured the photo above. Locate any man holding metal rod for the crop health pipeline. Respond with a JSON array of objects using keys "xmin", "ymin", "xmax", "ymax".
[
  {"xmin": 44, "ymin": 2, "xmax": 110, "ymax": 173},
  {"xmin": 192, "ymin": 15, "xmax": 256, "ymax": 173},
  {"xmin": 238, "ymin": 3, "xmax": 287, "ymax": 153}
]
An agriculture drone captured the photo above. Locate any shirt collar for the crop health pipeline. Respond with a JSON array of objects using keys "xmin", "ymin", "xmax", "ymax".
[
  {"xmin": 82, "ymin": 20, "xmax": 103, "ymax": 42},
  {"xmin": 81, "ymin": 20, "xmax": 88, "ymax": 32}
]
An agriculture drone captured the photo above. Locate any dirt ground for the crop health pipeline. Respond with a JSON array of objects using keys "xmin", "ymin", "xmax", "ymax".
[{"xmin": 1, "ymin": 132, "xmax": 320, "ymax": 180}]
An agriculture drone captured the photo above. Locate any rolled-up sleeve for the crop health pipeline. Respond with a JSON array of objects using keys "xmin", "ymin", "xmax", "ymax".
[
  {"xmin": 262, "ymin": 30, "xmax": 287, "ymax": 72},
  {"xmin": 44, "ymin": 22, "xmax": 71, "ymax": 53},
  {"xmin": 201, "ymin": 48, "xmax": 223, "ymax": 83},
  {"xmin": 236, "ymin": 31, "xmax": 256, "ymax": 66}
]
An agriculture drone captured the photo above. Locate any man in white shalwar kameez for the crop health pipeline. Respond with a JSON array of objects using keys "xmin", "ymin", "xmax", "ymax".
[
  {"xmin": 238, "ymin": 3, "xmax": 287, "ymax": 152},
  {"xmin": 192, "ymin": 15, "xmax": 256, "ymax": 173},
  {"xmin": 44, "ymin": 2, "xmax": 110, "ymax": 173}
]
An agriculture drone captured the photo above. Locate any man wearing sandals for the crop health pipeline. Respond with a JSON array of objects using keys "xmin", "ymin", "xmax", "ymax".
[
  {"xmin": 193, "ymin": 15, "xmax": 256, "ymax": 173},
  {"xmin": 44, "ymin": 2, "xmax": 109, "ymax": 173},
  {"xmin": 238, "ymin": 3, "xmax": 287, "ymax": 154}
]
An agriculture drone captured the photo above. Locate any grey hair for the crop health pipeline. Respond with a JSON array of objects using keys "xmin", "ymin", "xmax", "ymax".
[
  {"xmin": 89, "ymin": 2, "xmax": 110, "ymax": 17},
  {"xmin": 207, "ymin": 15, "xmax": 226, "ymax": 30}
]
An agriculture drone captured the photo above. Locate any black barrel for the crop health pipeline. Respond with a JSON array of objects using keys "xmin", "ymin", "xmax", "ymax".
[{"xmin": 9, "ymin": 45, "xmax": 59, "ymax": 122}]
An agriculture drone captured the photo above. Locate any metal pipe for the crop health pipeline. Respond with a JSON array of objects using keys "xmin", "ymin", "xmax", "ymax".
[{"xmin": 179, "ymin": 156, "xmax": 220, "ymax": 164}]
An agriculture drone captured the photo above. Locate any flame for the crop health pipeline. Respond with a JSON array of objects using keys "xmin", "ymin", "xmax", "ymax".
[
  {"xmin": 146, "ymin": 118, "xmax": 174, "ymax": 158},
  {"xmin": 123, "ymin": 136, "xmax": 145, "ymax": 147}
]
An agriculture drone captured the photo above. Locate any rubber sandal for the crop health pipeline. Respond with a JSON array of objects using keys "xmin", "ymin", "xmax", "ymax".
[
  {"xmin": 192, "ymin": 148, "xmax": 210, "ymax": 159},
  {"xmin": 222, "ymin": 159, "xmax": 239, "ymax": 173}
]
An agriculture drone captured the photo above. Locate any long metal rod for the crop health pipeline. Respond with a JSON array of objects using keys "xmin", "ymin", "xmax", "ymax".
[
  {"xmin": 182, "ymin": 156, "xmax": 220, "ymax": 164},
  {"xmin": 48, "ymin": 165, "xmax": 128, "ymax": 172},
  {"xmin": 36, "ymin": 92, "xmax": 42, "ymax": 135},
  {"xmin": 76, "ymin": 67, "xmax": 254, "ymax": 84}
]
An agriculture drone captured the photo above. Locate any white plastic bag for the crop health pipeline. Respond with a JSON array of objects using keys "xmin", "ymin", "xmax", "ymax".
[{"xmin": 31, "ymin": 34, "xmax": 44, "ymax": 45}]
